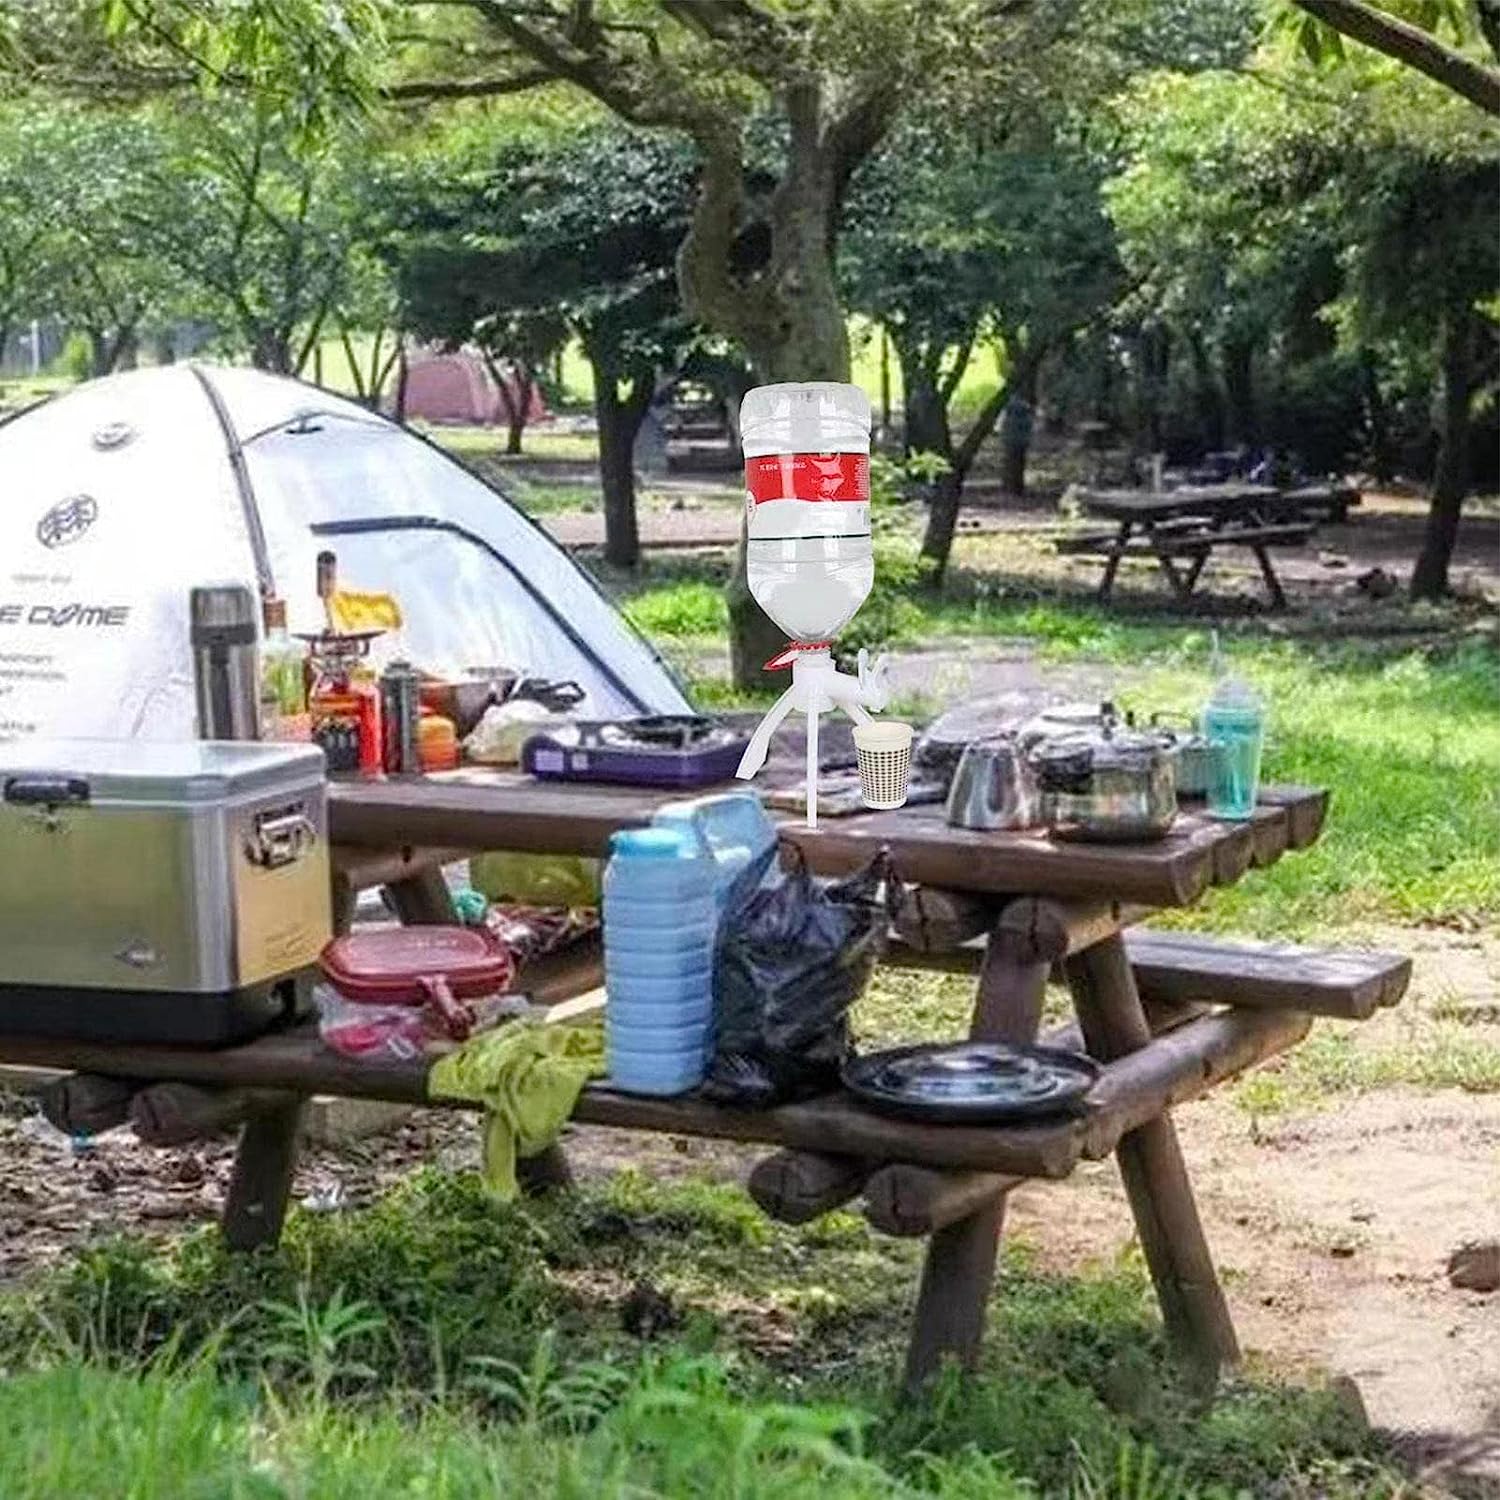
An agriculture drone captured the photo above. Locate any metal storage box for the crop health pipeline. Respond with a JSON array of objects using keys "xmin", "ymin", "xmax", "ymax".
[{"xmin": 0, "ymin": 740, "xmax": 331, "ymax": 1042}]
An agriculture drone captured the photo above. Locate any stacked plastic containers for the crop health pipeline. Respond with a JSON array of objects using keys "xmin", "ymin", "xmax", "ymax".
[{"xmin": 603, "ymin": 792, "xmax": 775, "ymax": 1096}]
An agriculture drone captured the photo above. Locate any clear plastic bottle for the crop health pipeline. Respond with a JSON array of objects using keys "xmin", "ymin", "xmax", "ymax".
[
  {"xmin": 741, "ymin": 382, "xmax": 873, "ymax": 644},
  {"xmin": 1203, "ymin": 670, "xmax": 1265, "ymax": 820}
]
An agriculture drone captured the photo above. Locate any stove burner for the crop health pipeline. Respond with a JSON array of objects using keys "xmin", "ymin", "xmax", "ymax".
[{"xmin": 599, "ymin": 716, "xmax": 722, "ymax": 751}]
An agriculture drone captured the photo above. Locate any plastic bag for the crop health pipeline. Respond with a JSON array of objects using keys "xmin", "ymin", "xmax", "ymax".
[
  {"xmin": 703, "ymin": 846, "xmax": 894, "ymax": 1108},
  {"xmin": 471, "ymin": 850, "xmax": 601, "ymax": 908}
]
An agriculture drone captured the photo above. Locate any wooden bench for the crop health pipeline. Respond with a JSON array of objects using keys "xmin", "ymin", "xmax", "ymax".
[{"xmin": 1124, "ymin": 931, "xmax": 1410, "ymax": 1020}]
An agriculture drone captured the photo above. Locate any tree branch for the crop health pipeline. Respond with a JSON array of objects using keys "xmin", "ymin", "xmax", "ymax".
[
  {"xmin": 1291, "ymin": 0, "xmax": 1500, "ymax": 114},
  {"xmin": 384, "ymin": 68, "xmax": 553, "ymax": 100}
]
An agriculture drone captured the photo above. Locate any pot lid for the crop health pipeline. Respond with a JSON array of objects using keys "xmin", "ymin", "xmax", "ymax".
[{"xmin": 320, "ymin": 926, "xmax": 514, "ymax": 1002}]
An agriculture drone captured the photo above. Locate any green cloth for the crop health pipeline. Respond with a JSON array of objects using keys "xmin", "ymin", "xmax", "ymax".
[{"xmin": 428, "ymin": 1021, "xmax": 605, "ymax": 1200}]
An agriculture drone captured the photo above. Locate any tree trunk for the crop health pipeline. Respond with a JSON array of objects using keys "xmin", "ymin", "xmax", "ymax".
[
  {"xmin": 394, "ymin": 350, "xmax": 410, "ymax": 425},
  {"xmin": 1188, "ymin": 333, "xmax": 1225, "ymax": 454},
  {"xmin": 919, "ymin": 469, "xmax": 964, "ymax": 583},
  {"xmin": 1410, "ymin": 307, "xmax": 1475, "ymax": 601},
  {"xmin": 1360, "ymin": 349, "xmax": 1394, "ymax": 484},
  {"xmin": 594, "ymin": 363, "xmax": 653, "ymax": 570},
  {"xmin": 1221, "ymin": 335, "xmax": 1257, "ymax": 449},
  {"xmin": 1000, "ymin": 355, "xmax": 1041, "ymax": 498}
]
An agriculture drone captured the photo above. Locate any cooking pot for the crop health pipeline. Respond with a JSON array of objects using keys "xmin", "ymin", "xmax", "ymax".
[
  {"xmin": 944, "ymin": 736, "xmax": 1040, "ymax": 830},
  {"xmin": 1028, "ymin": 710, "xmax": 1177, "ymax": 843},
  {"xmin": 1148, "ymin": 712, "xmax": 1217, "ymax": 797}
]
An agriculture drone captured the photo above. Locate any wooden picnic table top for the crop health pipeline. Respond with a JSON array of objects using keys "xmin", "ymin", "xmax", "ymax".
[
  {"xmin": 327, "ymin": 769, "xmax": 1328, "ymax": 910},
  {"xmin": 1074, "ymin": 483, "xmax": 1280, "ymax": 522}
]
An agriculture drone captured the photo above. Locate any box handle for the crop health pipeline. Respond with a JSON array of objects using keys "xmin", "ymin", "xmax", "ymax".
[
  {"xmin": 246, "ymin": 807, "xmax": 316, "ymax": 869},
  {"xmin": 3, "ymin": 775, "xmax": 90, "ymax": 806}
]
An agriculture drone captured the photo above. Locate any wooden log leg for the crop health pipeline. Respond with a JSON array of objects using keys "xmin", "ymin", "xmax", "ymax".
[
  {"xmin": 1097, "ymin": 521, "xmax": 1133, "ymax": 603},
  {"xmin": 222, "ymin": 1093, "xmax": 307, "ymax": 1252},
  {"xmin": 1251, "ymin": 544, "xmax": 1287, "ymax": 610},
  {"xmin": 1064, "ymin": 934, "xmax": 1239, "ymax": 1388},
  {"xmin": 1183, "ymin": 549, "xmax": 1211, "ymax": 592},
  {"xmin": 384, "ymin": 865, "xmax": 455, "ymax": 926},
  {"xmin": 902, "ymin": 941, "xmax": 1049, "ymax": 1391},
  {"xmin": 1148, "ymin": 531, "xmax": 1195, "ymax": 603},
  {"xmin": 330, "ymin": 871, "xmax": 357, "ymax": 937}
]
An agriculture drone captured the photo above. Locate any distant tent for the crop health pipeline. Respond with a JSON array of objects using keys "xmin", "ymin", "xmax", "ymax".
[
  {"xmin": 396, "ymin": 349, "xmax": 548, "ymax": 427},
  {"xmin": 0, "ymin": 364, "xmax": 689, "ymax": 743}
]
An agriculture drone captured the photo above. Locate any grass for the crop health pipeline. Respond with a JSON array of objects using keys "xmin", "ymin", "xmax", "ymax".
[{"xmin": 0, "ymin": 1167, "xmax": 1420, "ymax": 1499}]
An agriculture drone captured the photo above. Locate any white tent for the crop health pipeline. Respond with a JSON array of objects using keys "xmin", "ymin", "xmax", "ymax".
[{"xmin": 0, "ymin": 364, "xmax": 690, "ymax": 742}]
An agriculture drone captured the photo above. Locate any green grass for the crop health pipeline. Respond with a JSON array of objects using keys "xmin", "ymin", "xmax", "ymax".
[
  {"xmin": 1232, "ymin": 1018, "xmax": 1500, "ymax": 1115},
  {"xmin": 0, "ymin": 1168, "xmax": 1417, "ymax": 1499}
]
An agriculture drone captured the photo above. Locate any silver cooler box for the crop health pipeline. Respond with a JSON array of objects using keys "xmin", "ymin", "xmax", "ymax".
[{"xmin": 0, "ymin": 740, "xmax": 331, "ymax": 1043}]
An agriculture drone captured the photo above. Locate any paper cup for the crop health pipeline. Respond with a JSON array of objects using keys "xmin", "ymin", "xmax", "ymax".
[{"xmin": 853, "ymin": 721, "xmax": 914, "ymax": 809}]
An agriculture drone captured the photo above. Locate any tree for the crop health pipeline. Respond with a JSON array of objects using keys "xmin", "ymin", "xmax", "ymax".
[
  {"xmin": 1282, "ymin": 0, "xmax": 1500, "ymax": 114},
  {"xmin": 11, "ymin": 105, "xmax": 182, "ymax": 374},
  {"xmin": 1345, "ymin": 143, "xmax": 1499, "ymax": 598},
  {"xmin": 844, "ymin": 122, "xmax": 1121, "ymax": 580},
  {"xmin": 1108, "ymin": 57, "xmax": 1499, "ymax": 599},
  {"xmin": 145, "ymin": 107, "xmax": 374, "ymax": 374},
  {"xmin": 386, "ymin": 126, "xmax": 697, "ymax": 560},
  {"xmin": 89, "ymin": 0, "xmax": 1067, "ymax": 686}
]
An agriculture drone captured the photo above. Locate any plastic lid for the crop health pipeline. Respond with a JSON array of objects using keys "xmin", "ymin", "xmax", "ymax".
[
  {"xmin": 610, "ymin": 827, "xmax": 690, "ymax": 859},
  {"xmin": 262, "ymin": 597, "xmax": 288, "ymax": 632},
  {"xmin": 1208, "ymin": 673, "xmax": 1261, "ymax": 709},
  {"xmin": 320, "ymin": 925, "xmax": 514, "ymax": 1001}
]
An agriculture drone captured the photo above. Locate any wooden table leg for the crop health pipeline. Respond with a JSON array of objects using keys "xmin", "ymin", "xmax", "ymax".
[
  {"xmin": 222, "ymin": 1093, "xmax": 307, "ymax": 1251},
  {"xmin": 1146, "ymin": 526, "xmax": 1195, "ymax": 604},
  {"xmin": 903, "ymin": 934, "xmax": 1048, "ymax": 1390},
  {"xmin": 1250, "ymin": 544, "xmax": 1288, "ymax": 609},
  {"xmin": 384, "ymin": 865, "xmax": 455, "ymax": 925},
  {"xmin": 1097, "ymin": 521, "xmax": 1133, "ymax": 604},
  {"xmin": 1064, "ymin": 934, "xmax": 1239, "ymax": 1388}
]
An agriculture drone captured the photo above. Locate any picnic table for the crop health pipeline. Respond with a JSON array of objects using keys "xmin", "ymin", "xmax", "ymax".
[
  {"xmin": 1061, "ymin": 483, "xmax": 1315, "ymax": 607},
  {"xmin": 2, "ymin": 766, "xmax": 1410, "ymax": 1394}
]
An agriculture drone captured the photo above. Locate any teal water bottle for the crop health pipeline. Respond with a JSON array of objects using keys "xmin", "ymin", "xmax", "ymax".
[{"xmin": 1202, "ymin": 670, "xmax": 1265, "ymax": 820}]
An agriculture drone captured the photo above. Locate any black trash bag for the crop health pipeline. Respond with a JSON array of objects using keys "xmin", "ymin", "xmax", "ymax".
[{"xmin": 702, "ymin": 845, "xmax": 896, "ymax": 1109}]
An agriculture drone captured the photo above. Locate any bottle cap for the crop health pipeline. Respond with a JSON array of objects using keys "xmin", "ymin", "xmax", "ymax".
[
  {"xmin": 262, "ymin": 597, "xmax": 288, "ymax": 632},
  {"xmin": 611, "ymin": 827, "xmax": 689, "ymax": 860}
]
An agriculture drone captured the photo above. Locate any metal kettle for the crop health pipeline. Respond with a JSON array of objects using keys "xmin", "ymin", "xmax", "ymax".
[
  {"xmin": 1028, "ymin": 705, "xmax": 1178, "ymax": 843},
  {"xmin": 945, "ymin": 737, "xmax": 1041, "ymax": 830}
]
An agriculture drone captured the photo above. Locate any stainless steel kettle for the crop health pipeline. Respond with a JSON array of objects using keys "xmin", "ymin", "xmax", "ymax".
[
  {"xmin": 945, "ymin": 737, "xmax": 1041, "ymax": 830},
  {"xmin": 1028, "ymin": 707, "xmax": 1178, "ymax": 843}
]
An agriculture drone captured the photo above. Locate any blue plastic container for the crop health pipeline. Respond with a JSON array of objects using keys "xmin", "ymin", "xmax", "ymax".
[
  {"xmin": 651, "ymin": 792, "xmax": 776, "ymax": 912},
  {"xmin": 603, "ymin": 826, "xmax": 717, "ymax": 1095}
]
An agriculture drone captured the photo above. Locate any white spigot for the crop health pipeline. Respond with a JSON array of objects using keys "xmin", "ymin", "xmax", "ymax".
[{"xmin": 735, "ymin": 645, "xmax": 888, "ymax": 829}]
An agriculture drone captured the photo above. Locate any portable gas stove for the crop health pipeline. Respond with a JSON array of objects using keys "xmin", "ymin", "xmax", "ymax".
[{"xmin": 521, "ymin": 715, "xmax": 751, "ymax": 789}]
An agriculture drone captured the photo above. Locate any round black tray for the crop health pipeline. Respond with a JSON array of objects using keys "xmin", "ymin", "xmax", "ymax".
[{"xmin": 842, "ymin": 1041, "xmax": 1100, "ymax": 1124}]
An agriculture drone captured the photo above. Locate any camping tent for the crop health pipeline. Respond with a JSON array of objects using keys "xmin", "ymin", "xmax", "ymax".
[
  {"xmin": 0, "ymin": 364, "xmax": 689, "ymax": 743},
  {"xmin": 396, "ymin": 350, "xmax": 548, "ymax": 426}
]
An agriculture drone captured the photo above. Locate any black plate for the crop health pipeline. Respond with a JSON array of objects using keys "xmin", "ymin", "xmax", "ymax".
[{"xmin": 842, "ymin": 1042, "xmax": 1100, "ymax": 1123}]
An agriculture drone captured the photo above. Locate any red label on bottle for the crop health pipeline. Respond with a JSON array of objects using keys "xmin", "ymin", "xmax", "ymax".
[{"xmin": 745, "ymin": 452, "xmax": 869, "ymax": 504}]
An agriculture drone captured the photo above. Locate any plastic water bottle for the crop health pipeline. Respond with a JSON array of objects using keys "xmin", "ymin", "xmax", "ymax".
[
  {"xmin": 603, "ymin": 826, "xmax": 717, "ymax": 1095},
  {"xmin": 1203, "ymin": 671, "xmax": 1265, "ymax": 820},
  {"xmin": 741, "ymin": 383, "xmax": 873, "ymax": 644},
  {"xmin": 651, "ymin": 791, "xmax": 777, "ymax": 913}
]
